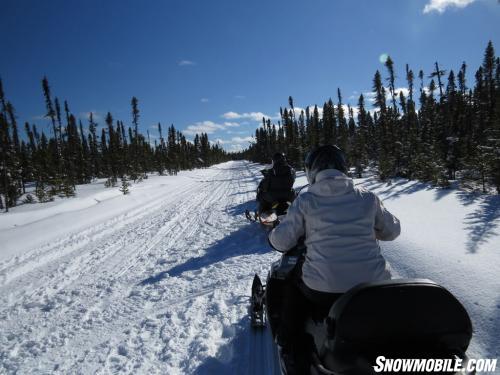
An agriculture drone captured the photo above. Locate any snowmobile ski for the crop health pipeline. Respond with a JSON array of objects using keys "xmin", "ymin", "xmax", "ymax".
[
  {"xmin": 250, "ymin": 274, "xmax": 266, "ymax": 328},
  {"xmin": 245, "ymin": 209, "xmax": 258, "ymax": 223}
]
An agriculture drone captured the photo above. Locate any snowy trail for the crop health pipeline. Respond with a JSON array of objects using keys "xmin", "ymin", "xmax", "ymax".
[
  {"xmin": 1, "ymin": 161, "xmax": 499, "ymax": 374},
  {"xmin": 0, "ymin": 161, "xmax": 280, "ymax": 374}
]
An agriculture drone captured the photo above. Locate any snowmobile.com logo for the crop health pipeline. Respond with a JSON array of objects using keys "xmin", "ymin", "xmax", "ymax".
[{"xmin": 373, "ymin": 356, "xmax": 497, "ymax": 373}]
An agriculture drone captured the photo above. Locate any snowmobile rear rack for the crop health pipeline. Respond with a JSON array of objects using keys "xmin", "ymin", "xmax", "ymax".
[{"xmin": 245, "ymin": 201, "xmax": 289, "ymax": 227}]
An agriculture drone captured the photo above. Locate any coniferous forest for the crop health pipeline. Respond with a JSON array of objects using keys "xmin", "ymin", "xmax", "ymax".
[
  {"xmin": 1, "ymin": 41, "xmax": 499, "ymax": 211},
  {"xmin": 0, "ymin": 77, "xmax": 229, "ymax": 211},
  {"xmin": 241, "ymin": 41, "xmax": 500, "ymax": 194}
]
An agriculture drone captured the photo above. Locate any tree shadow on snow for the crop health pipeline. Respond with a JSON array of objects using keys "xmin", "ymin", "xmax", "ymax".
[
  {"xmin": 462, "ymin": 194, "xmax": 500, "ymax": 253},
  {"xmin": 139, "ymin": 224, "xmax": 269, "ymax": 285},
  {"xmin": 432, "ymin": 186, "xmax": 455, "ymax": 201},
  {"xmin": 357, "ymin": 177, "xmax": 429, "ymax": 200}
]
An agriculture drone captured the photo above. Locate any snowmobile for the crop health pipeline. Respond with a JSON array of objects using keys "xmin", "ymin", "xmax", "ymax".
[
  {"xmin": 245, "ymin": 201, "xmax": 290, "ymax": 227},
  {"xmin": 245, "ymin": 176, "xmax": 308, "ymax": 227},
  {"xmin": 251, "ymin": 245, "xmax": 476, "ymax": 374}
]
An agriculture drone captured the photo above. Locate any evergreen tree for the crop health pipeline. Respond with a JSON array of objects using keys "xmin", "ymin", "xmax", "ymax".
[{"xmin": 120, "ymin": 176, "xmax": 131, "ymax": 195}]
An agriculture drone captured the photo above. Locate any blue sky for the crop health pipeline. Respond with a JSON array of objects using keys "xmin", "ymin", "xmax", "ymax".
[{"xmin": 1, "ymin": 0, "xmax": 499, "ymax": 152}]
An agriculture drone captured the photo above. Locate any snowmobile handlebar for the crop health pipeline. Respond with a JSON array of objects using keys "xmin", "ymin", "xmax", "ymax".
[
  {"xmin": 294, "ymin": 184, "xmax": 309, "ymax": 195},
  {"xmin": 268, "ymin": 234, "xmax": 306, "ymax": 256}
]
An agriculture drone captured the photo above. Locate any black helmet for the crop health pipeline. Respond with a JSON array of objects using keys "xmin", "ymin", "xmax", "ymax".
[
  {"xmin": 272, "ymin": 152, "xmax": 286, "ymax": 165},
  {"xmin": 304, "ymin": 145, "xmax": 347, "ymax": 184}
]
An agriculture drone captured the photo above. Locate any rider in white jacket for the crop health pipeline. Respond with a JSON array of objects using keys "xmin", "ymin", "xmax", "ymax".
[
  {"xmin": 269, "ymin": 162, "xmax": 400, "ymax": 293},
  {"xmin": 268, "ymin": 145, "xmax": 400, "ymax": 373}
]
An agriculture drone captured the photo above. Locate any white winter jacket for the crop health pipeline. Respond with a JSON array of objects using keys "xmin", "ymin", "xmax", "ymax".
[{"xmin": 269, "ymin": 169, "xmax": 400, "ymax": 293}]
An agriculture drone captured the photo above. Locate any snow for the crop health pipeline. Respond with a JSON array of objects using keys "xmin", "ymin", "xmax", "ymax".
[
  {"xmin": 357, "ymin": 177, "xmax": 500, "ymax": 360},
  {"xmin": 0, "ymin": 161, "xmax": 499, "ymax": 374}
]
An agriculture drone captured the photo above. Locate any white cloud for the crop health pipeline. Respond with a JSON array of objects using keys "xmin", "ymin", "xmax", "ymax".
[
  {"xmin": 209, "ymin": 139, "xmax": 250, "ymax": 152},
  {"xmin": 212, "ymin": 138, "xmax": 228, "ymax": 145},
  {"xmin": 31, "ymin": 114, "xmax": 47, "ymax": 121},
  {"xmin": 423, "ymin": 86, "xmax": 441, "ymax": 96},
  {"xmin": 363, "ymin": 91, "xmax": 377, "ymax": 104},
  {"xmin": 231, "ymin": 136, "xmax": 254, "ymax": 144},
  {"xmin": 393, "ymin": 87, "xmax": 410, "ymax": 97},
  {"xmin": 229, "ymin": 143, "xmax": 244, "ymax": 152},
  {"xmin": 178, "ymin": 60, "xmax": 196, "ymax": 66},
  {"xmin": 341, "ymin": 105, "xmax": 359, "ymax": 118},
  {"xmin": 292, "ymin": 106, "xmax": 324, "ymax": 119},
  {"xmin": 285, "ymin": 105, "xmax": 360, "ymax": 120},
  {"xmin": 183, "ymin": 120, "xmax": 240, "ymax": 136},
  {"xmin": 79, "ymin": 111, "xmax": 102, "ymax": 122},
  {"xmin": 183, "ymin": 121, "xmax": 225, "ymax": 135},
  {"xmin": 222, "ymin": 111, "xmax": 240, "ymax": 119},
  {"xmin": 201, "ymin": 98, "xmax": 209, "ymax": 103},
  {"xmin": 363, "ymin": 87, "xmax": 410, "ymax": 104},
  {"xmin": 423, "ymin": 0, "xmax": 475, "ymax": 14},
  {"xmin": 221, "ymin": 111, "xmax": 279, "ymax": 122}
]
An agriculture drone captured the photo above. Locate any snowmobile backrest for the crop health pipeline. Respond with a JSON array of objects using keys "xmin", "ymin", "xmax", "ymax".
[{"xmin": 327, "ymin": 279, "xmax": 473, "ymax": 356}]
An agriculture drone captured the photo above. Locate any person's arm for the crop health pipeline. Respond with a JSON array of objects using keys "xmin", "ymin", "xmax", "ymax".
[
  {"xmin": 259, "ymin": 175, "xmax": 270, "ymax": 193},
  {"xmin": 374, "ymin": 195, "xmax": 401, "ymax": 241},
  {"xmin": 268, "ymin": 197, "xmax": 305, "ymax": 252}
]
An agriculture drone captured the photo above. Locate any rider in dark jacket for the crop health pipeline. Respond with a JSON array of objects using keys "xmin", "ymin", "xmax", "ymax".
[{"xmin": 257, "ymin": 153, "xmax": 296, "ymax": 214}]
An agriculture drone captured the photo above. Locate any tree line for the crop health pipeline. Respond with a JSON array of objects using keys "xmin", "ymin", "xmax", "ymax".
[
  {"xmin": 0, "ymin": 78, "xmax": 229, "ymax": 211},
  {"xmin": 242, "ymin": 41, "xmax": 500, "ymax": 193}
]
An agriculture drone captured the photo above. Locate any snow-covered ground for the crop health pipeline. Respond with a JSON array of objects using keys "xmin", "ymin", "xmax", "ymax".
[{"xmin": 0, "ymin": 161, "xmax": 499, "ymax": 374}]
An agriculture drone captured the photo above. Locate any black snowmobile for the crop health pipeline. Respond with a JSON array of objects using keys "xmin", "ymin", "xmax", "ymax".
[
  {"xmin": 245, "ymin": 168, "xmax": 294, "ymax": 227},
  {"xmin": 251, "ymin": 246, "xmax": 476, "ymax": 375},
  {"xmin": 245, "ymin": 167, "xmax": 306, "ymax": 227}
]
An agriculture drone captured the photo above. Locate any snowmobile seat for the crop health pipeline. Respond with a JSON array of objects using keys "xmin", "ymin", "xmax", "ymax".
[{"xmin": 320, "ymin": 279, "xmax": 473, "ymax": 374}]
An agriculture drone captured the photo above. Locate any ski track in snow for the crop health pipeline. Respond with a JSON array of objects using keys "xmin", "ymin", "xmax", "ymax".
[
  {"xmin": 1, "ymin": 161, "xmax": 499, "ymax": 374},
  {"xmin": 0, "ymin": 162, "xmax": 281, "ymax": 374}
]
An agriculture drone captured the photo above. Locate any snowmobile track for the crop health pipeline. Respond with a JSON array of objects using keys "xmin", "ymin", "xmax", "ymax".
[{"xmin": 0, "ymin": 162, "xmax": 282, "ymax": 374}]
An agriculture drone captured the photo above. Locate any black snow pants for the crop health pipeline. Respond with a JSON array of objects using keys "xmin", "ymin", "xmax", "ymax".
[
  {"xmin": 277, "ymin": 267, "xmax": 342, "ymax": 373},
  {"xmin": 257, "ymin": 190, "xmax": 295, "ymax": 214}
]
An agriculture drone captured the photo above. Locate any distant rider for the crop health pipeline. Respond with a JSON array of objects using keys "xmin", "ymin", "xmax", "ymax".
[
  {"xmin": 256, "ymin": 152, "xmax": 296, "ymax": 214},
  {"xmin": 268, "ymin": 145, "xmax": 401, "ymax": 374}
]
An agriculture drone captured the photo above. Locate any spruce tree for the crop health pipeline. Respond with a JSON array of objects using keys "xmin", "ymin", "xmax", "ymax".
[{"xmin": 120, "ymin": 176, "xmax": 131, "ymax": 195}]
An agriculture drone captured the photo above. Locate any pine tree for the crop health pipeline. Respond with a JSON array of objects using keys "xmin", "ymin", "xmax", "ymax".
[
  {"xmin": 385, "ymin": 56, "xmax": 398, "ymax": 110},
  {"xmin": 336, "ymin": 89, "xmax": 349, "ymax": 153},
  {"xmin": 373, "ymin": 70, "xmax": 392, "ymax": 179},
  {"xmin": 120, "ymin": 176, "xmax": 131, "ymax": 195},
  {"xmin": 131, "ymin": 97, "xmax": 141, "ymax": 177},
  {"xmin": 429, "ymin": 62, "xmax": 447, "ymax": 101},
  {"xmin": 352, "ymin": 94, "xmax": 369, "ymax": 177}
]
